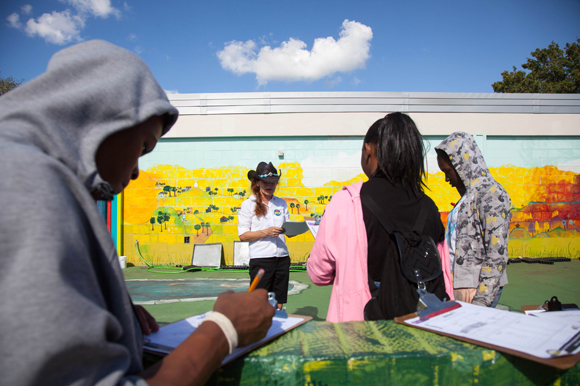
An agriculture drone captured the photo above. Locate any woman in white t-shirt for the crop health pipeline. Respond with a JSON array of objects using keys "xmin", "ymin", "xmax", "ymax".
[{"xmin": 238, "ymin": 162, "xmax": 293, "ymax": 310}]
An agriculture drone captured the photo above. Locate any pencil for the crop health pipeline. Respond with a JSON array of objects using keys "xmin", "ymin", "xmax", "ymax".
[{"xmin": 248, "ymin": 268, "xmax": 265, "ymax": 292}]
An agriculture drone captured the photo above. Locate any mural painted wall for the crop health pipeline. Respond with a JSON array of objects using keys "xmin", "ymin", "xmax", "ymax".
[{"xmin": 122, "ymin": 136, "xmax": 580, "ymax": 266}]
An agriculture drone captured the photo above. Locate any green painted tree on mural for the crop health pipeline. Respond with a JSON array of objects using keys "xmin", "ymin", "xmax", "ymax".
[
  {"xmin": 163, "ymin": 212, "xmax": 170, "ymax": 229},
  {"xmin": 157, "ymin": 212, "xmax": 165, "ymax": 232},
  {"xmin": 194, "ymin": 224, "xmax": 201, "ymax": 236},
  {"xmin": 304, "ymin": 199, "xmax": 309, "ymax": 211},
  {"xmin": 150, "ymin": 217, "xmax": 155, "ymax": 230},
  {"xmin": 290, "ymin": 203, "xmax": 295, "ymax": 213},
  {"xmin": 296, "ymin": 203, "xmax": 300, "ymax": 213}
]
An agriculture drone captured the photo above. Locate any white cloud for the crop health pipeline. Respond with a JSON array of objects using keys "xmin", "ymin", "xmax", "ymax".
[
  {"xmin": 300, "ymin": 151, "xmax": 362, "ymax": 188},
  {"xmin": 325, "ymin": 76, "xmax": 342, "ymax": 88},
  {"xmin": 165, "ymin": 89, "xmax": 179, "ymax": 94},
  {"xmin": 7, "ymin": 13, "xmax": 21, "ymax": 28},
  {"xmin": 7, "ymin": 0, "xmax": 120, "ymax": 44},
  {"xmin": 62, "ymin": 0, "xmax": 120, "ymax": 18},
  {"xmin": 25, "ymin": 10, "xmax": 85, "ymax": 45},
  {"xmin": 128, "ymin": 33, "xmax": 137, "ymax": 41},
  {"xmin": 217, "ymin": 19, "xmax": 373, "ymax": 85}
]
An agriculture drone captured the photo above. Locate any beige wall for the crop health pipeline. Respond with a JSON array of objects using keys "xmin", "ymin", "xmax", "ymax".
[{"xmin": 164, "ymin": 112, "xmax": 580, "ymax": 138}]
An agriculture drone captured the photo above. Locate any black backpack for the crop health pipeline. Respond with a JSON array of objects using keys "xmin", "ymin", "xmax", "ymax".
[{"xmin": 361, "ymin": 192, "xmax": 449, "ymax": 320}]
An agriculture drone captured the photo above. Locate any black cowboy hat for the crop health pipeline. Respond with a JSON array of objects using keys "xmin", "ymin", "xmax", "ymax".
[{"xmin": 247, "ymin": 162, "xmax": 282, "ymax": 184}]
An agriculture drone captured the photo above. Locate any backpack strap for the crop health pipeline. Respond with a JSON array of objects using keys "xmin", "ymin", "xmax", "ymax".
[
  {"xmin": 360, "ymin": 191, "xmax": 395, "ymax": 234},
  {"xmin": 360, "ymin": 191, "xmax": 429, "ymax": 236},
  {"xmin": 412, "ymin": 200, "xmax": 430, "ymax": 235}
]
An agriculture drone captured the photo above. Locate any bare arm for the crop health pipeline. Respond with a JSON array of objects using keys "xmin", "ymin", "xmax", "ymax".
[
  {"xmin": 239, "ymin": 227, "xmax": 284, "ymax": 242},
  {"xmin": 142, "ymin": 289, "xmax": 275, "ymax": 386}
]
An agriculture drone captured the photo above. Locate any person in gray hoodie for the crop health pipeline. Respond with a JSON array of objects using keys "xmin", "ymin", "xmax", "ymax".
[
  {"xmin": 436, "ymin": 132, "xmax": 511, "ymax": 307},
  {"xmin": 0, "ymin": 40, "xmax": 274, "ymax": 386}
]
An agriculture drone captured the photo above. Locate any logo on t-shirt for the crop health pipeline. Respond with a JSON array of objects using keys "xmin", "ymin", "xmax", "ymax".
[{"xmin": 274, "ymin": 209, "xmax": 281, "ymax": 216}]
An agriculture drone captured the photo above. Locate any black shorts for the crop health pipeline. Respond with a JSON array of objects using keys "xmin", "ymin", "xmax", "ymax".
[{"xmin": 249, "ymin": 256, "xmax": 291, "ymax": 304}]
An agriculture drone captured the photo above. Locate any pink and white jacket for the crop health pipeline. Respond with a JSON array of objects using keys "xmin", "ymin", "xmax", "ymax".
[{"xmin": 307, "ymin": 182, "xmax": 453, "ymax": 323}]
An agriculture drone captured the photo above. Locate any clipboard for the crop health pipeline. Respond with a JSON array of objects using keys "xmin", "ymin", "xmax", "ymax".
[
  {"xmin": 144, "ymin": 313, "xmax": 312, "ymax": 366},
  {"xmin": 303, "ymin": 216, "xmax": 320, "ymax": 238},
  {"xmin": 395, "ymin": 311, "xmax": 580, "ymax": 370},
  {"xmin": 282, "ymin": 221, "xmax": 309, "ymax": 236}
]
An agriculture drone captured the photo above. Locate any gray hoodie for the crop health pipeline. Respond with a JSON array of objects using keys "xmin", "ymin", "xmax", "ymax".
[
  {"xmin": 0, "ymin": 40, "xmax": 177, "ymax": 385},
  {"xmin": 436, "ymin": 132, "xmax": 511, "ymax": 306}
]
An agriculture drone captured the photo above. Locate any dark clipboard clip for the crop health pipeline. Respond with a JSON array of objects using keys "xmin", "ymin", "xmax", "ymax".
[{"xmin": 416, "ymin": 288, "xmax": 462, "ymax": 321}]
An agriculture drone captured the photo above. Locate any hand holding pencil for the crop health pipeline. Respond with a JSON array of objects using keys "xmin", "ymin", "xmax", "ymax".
[{"xmin": 213, "ymin": 284, "xmax": 274, "ymax": 346}]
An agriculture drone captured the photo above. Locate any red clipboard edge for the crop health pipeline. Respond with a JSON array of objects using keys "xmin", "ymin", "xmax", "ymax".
[{"xmin": 394, "ymin": 312, "xmax": 580, "ymax": 370}]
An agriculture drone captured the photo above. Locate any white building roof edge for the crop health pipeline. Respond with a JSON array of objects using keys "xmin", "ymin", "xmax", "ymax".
[{"xmin": 168, "ymin": 91, "xmax": 580, "ymax": 115}]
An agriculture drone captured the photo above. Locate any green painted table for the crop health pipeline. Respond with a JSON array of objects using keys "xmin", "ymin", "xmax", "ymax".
[{"xmin": 206, "ymin": 320, "xmax": 580, "ymax": 386}]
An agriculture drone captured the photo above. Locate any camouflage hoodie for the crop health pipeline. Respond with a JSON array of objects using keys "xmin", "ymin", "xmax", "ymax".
[{"xmin": 436, "ymin": 132, "xmax": 511, "ymax": 306}]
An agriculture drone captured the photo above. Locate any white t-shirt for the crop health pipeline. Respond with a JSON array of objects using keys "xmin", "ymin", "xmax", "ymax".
[
  {"xmin": 445, "ymin": 196, "xmax": 465, "ymax": 272},
  {"xmin": 238, "ymin": 195, "xmax": 290, "ymax": 258}
]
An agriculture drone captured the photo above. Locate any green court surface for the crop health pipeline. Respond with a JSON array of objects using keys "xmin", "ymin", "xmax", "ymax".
[
  {"xmin": 126, "ymin": 261, "xmax": 580, "ymax": 385},
  {"xmin": 124, "ymin": 260, "xmax": 580, "ymax": 324}
]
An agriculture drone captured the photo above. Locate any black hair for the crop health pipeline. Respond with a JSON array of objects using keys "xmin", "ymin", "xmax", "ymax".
[{"xmin": 364, "ymin": 112, "xmax": 427, "ymax": 197}]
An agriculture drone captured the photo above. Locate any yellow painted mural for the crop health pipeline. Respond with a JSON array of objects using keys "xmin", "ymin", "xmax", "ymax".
[{"xmin": 123, "ymin": 163, "xmax": 580, "ymax": 266}]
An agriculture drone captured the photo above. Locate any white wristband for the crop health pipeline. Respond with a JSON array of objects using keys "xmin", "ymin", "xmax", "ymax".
[{"xmin": 202, "ymin": 311, "xmax": 238, "ymax": 354}]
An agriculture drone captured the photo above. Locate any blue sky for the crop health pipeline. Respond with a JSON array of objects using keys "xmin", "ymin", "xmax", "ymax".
[{"xmin": 1, "ymin": 0, "xmax": 579, "ymax": 94}]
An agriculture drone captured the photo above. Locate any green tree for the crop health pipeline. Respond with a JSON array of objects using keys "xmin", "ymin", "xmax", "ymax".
[
  {"xmin": 150, "ymin": 217, "xmax": 155, "ymax": 230},
  {"xmin": 194, "ymin": 224, "xmax": 201, "ymax": 236},
  {"xmin": 0, "ymin": 72, "xmax": 23, "ymax": 96},
  {"xmin": 163, "ymin": 212, "xmax": 170, "ymax": 229},
  {"xmin": 304, "ymin": 199, "xmax": 309, "ymax": 211},
  {"xmin": 157, "ymin": 212, "xmax": 165, "ymax": 232},
  {"xmin": 290, "ymin": 203, "xmax": 295, "ymax": 213},
  {"xmin": 296, "ymin": 203, "xmax": 300, "ymax": 213},
  {"xmin": 492, "ymin": 38, "xmax": 580, "ymax": 93}
]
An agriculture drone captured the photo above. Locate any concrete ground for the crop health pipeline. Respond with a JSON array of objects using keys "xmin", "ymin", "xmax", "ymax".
[{"xmin": 123, "ymin": 260, "xmax": 580, "ymax": 324}]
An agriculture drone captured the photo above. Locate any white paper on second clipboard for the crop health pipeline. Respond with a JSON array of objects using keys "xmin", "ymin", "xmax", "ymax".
[
  {"xmin": 405, "ymin": 301, "xmax": 580, "ymax": 359},
  {"xmin": 302, "ymin": 217, "xmax": 320, "ymax": 238}
]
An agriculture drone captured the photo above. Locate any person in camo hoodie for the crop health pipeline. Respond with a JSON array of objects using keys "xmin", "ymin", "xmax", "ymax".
[{"xmin": 435, "ymin": 132, "xmax": 511, "ymax": 307}]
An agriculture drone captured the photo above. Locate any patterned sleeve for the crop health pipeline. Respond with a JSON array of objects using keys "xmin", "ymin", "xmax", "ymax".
[{"xmin": 472, "ymin": 184, "xmax": 511, "ymax": 306}]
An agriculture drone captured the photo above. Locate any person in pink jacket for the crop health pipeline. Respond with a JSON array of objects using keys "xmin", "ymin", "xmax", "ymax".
[{"xmin": 307, "ymin": 113, "xmax": 451, "ymax": 323}]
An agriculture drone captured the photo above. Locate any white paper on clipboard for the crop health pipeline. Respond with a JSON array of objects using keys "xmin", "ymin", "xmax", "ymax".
[
  {"xmin": 404, "ymin": 301, "xmax": 580, "ymax": 359},
  {"xmin": 303, "ymin": 217, "xmax": 320, "ymax": 238}
]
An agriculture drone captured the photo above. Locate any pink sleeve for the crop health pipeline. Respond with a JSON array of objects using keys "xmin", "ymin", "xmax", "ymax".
[
  {"xmin": 437, "ymin": 240, "xmax": 454, "ymax": 301},
  {"xmin": 306, "ymin": 204, "xmax": 336, "ymax": 286}
]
